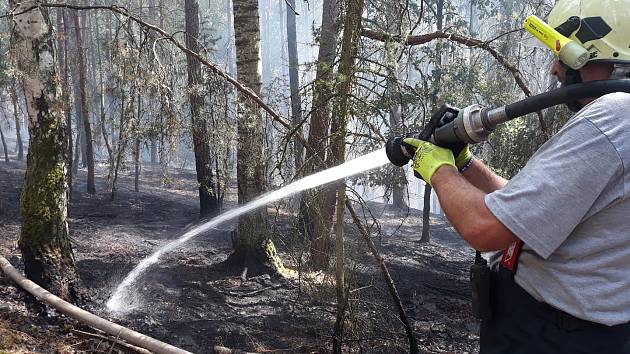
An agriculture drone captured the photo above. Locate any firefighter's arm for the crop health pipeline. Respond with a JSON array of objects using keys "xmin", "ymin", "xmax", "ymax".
[
  {"xmin": 431, "ymin": 166, "xmax": 518, "ymax": 252},
  {"xmin": 460, "ymin": 158, "xmax": 508, "ymax": 194},
  {"xmin": 404, "ymin": 137, "xmax": 517, "ymax": 251}
]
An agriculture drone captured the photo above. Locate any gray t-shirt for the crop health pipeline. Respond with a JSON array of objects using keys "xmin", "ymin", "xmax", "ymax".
[{"xmin": 485, "ymin": 92, "xmax": 630, "ymax": 326}]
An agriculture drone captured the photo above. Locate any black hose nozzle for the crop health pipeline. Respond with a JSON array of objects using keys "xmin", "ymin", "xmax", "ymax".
[{"xmin": 386, "ymin": 133, "xmax": 421, "ymax": 167}]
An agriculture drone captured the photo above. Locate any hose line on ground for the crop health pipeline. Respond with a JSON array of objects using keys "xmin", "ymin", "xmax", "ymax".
[{"xmin": 0, "ymin": 255, "xmax": 192, "ymax": 354}]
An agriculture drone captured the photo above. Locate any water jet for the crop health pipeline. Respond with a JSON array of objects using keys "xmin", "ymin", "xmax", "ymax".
[{"xmin": 106, "ymin": 148, "xmax": 390, "ymax": 313}]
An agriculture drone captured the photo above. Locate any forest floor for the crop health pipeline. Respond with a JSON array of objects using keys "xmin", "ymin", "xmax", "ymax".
[{"xmin": 0, "ymin": 156, "xmax": 479, "ymax": 353}]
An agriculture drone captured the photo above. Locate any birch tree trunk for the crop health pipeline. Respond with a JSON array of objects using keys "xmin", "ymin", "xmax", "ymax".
[
  {"xmin": 299, "ymin": 0, "xmax": 340, "ymax": 269},
  {"xmin": 72, "ymin": 9, "xmax": 96, "ymax": 194},
  {"xmin": 185, "ymin": 0, "xmax": 221, "ymax": 217},
  {"xmin": 11, "ymin": 0, "xmax": 79, "ymax": 300},
  {"xmin": 286, "ymin": 0, "xmax": 303, "ymax": 173},
  {"xmin": 229, "ymin": 0, "xmax": 282, "ymax": 273}
]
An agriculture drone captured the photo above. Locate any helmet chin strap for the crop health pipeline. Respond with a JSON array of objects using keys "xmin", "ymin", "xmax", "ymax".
[{"xmin": 560, "ymin": 61, "xmax": 585, "ymax": 112}]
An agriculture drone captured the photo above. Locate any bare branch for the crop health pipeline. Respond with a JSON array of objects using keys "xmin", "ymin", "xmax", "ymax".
[{"xmin": 5, "ymin": 3, "xmax": 306, "ymax": 135}]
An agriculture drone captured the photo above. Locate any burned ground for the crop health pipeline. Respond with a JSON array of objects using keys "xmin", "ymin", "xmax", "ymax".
[{"xmin": 1, "ymin": 160, "xmax": 479, "ymax": 353}]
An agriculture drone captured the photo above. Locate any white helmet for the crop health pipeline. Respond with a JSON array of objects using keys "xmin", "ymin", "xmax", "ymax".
[{"xmin": 548, "ymin": 0, "xmax": 630, "ymax": 65}]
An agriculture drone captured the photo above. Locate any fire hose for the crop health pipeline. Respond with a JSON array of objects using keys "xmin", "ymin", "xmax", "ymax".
[
  {"xmin": 0, "ymin": 255, "xmax": 192, "ymax": 354},
  {"xmin": 385, "ymin": 79, "xmax": 630, "ymax": 167},
  {"xmin": 385, "ymin": 79, "xmax": 630, "ymax": 319}
]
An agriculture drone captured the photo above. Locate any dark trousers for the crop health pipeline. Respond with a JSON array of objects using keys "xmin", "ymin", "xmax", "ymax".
[{"xmin": 480, "ymin": 269, "xmax": 630, "ymax": 354}]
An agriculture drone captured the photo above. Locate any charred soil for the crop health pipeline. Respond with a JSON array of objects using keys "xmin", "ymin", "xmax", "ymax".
[{"xmin": 1, "ymin": 161, "xmax": 479, "ymax": 353}]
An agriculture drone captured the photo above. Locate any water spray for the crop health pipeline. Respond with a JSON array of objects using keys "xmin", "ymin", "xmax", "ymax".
[
  {"xmin": 107, "ymin": 148, "xmax": 390, "ymax": 313},
  {"xmin": 109, "ymin": 80, "xmax": 630, "ymax": 314}
]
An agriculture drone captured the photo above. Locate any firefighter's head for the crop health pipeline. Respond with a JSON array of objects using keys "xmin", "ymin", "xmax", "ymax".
[{"xmin": 545, "ymin": 0, "xmax": 630, "ymax": 109}]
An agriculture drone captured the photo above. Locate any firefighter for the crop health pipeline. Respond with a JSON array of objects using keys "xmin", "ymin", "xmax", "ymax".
[{"xmin": 405, "ymin": 1, "xmax": 630, "ymax": 353}]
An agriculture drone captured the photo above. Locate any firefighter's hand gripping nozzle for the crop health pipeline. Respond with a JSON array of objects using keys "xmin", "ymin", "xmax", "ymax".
[
  {"xmin": 385, "ymin": 133, "xmax": 421, "ymax": 167},
  {"xmin": 386, "ymin": 104, "xmax": 462, "ymax": 167},
  {"xmin": 385, "ymin": 104, "xmax": 510, "ymax": 167}
]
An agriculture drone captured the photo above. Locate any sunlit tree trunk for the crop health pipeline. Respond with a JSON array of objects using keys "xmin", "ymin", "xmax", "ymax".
[
  {"xmin": 299, "ymin": 0, "xmax": 340, "ymax": 269},
  {"xmin": 185, "ymin": 0, "xmax": 221, "ymax": 217},
  {"xmin": 11, "ymin": 0, "xmax": 79, "ymax": 300},
  {"xmin": 286, "ymin": 0, "xmax": 303, "ymax": 173},
  {"xmin": 229, "ymin": 0, "xmax": 282, "ymax": 273},
  {"xmin": 72, "ymin": 9, "xmax": 95, "ymax": 194}
]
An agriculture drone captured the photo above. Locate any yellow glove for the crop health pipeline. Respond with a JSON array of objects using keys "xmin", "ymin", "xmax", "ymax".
[
  {"xmin": 403, "ymin": 138, "xmax": 456, "ymax": 185},
  {"xmin": 455, "ymin": 145, "xmax": 472, "ymax": 170}
]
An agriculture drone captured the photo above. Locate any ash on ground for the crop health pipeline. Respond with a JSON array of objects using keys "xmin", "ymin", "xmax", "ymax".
[{"xmin": 1, "ymin": 160, "xmax": 479, "ymax": 353}]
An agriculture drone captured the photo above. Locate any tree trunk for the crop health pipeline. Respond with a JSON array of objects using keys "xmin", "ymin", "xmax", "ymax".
[
  {"xmin": 185, "ymin": 0, "xmax": 221, "ymax": 218},
  {"xmin": 331, "ymin": 0, "xmax": 364, "ymax": 351},
  {"xmin": 134, "ymin": 93, "xmax": 142, "ymax": 193},
  {"xmin": 11, "ymin": 0, "xmax": 79, "ymax": 301},
  {"xmin": 421, "ymin": 0, "xmax": 445, "ymax": 242},
  {"xmin": 259, "ymin": 1, "xmax": 271, "ymax": 84},
  {"xmin": 286, "ymin": 0, "xmax": 303, "ymax": 174},
  {"xmin": 299, "ymin": 0, "xmax": 340, "ymax": 270},
  {"xmin": 386, "ymin": 63, "xmax": 406, "ymax": 208},
  {"xmin": 384, "ymin": 4, "xmax": 407, "ymax": 209},
  {"xmin": 10, "ymin": 81, "xmax": 24, "ymax": 161},
  {"xmin": 72, "ymin": 124, "xmax": 80, "ymax": 176},
  {"xmin": 72, "ymin": 9, "xmax": 96, "ymax": 194},
  {"xmin": 86, "ymin": 13, "xmax": 101, "ymax": 151},
  {"xmin": 94, "ymin": 14, "xmax": 112, "ymax": 167},
  {"xmin": 0, "ymin": 120, "xmax": 8, "ymax": 163},
  {"xmin": 224, "ymin": 0, "xmax": 236, "ymax": 76},
  {"xmin": 110, "ymin": 66, "xmax": 130, "ymax": 201},
  {"xmin": 57, "ymin": 8, "xmax": 73, "ymax": 196},
  {"xmin": 229, "ymin": 0, "xmax": 282, "ymax": 274},
  {"xmin": 147, "ymin": 0, "xmax": 158, "ymax": 166},
  {"xmin": 420, "ymin": 183, "xmax": 432, "ymax": 242}
]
